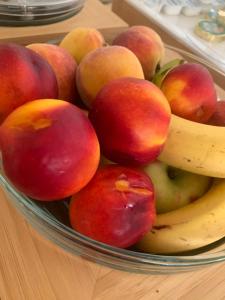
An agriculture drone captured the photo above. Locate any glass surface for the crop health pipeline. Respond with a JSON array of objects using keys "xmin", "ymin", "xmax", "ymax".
[
  {"xmin": 0, "ymin": 0, "xmax": 85, "ymax": 26},
  {"xmin": 1, "ymin": 45, "xmax": 225, "ymax": 275}
]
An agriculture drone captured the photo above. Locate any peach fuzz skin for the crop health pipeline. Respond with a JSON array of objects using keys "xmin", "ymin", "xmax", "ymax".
[
  {"xmin": 161, "ymin": 63, "xmax": 217, "ymax": 123},
  {"xmin": 59, "ymin": 27, "xmax": 105, "ymax": 64},
  {"xmin": 89, "ymin": 77, "xmax": 171, "ymax": 165},
  {"xmin": 76, "ymin": 45, "xmax": 144, "ymax": 108},
  {"xmin": 113, "ymin": 25, "xmax": 165, "ymax": 80},
  {"xmin": 69, "ymin": 165, "xmax": 156, "ymax": 248},
  {"xmin": 0, "ymin": 99, "xmax": 100, "ymax": 201},
  {"xmin": 27, "ymin": 43, "xmax": 78, "ymax": 103},
  {"xmin": 0, "ymin": 43, "xmax": 58, "ymax": 124}
]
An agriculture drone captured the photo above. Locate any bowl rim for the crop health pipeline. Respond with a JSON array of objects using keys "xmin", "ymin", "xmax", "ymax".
[
  {"xmin": 2, "ymin": 172, "xmax": 225, "ymax": 269},
  {"xmin": 1, "ymin": 44, "xmax": 225, "ymax": 271}
]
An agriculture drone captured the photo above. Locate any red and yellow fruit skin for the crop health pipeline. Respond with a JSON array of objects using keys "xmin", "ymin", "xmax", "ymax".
[
  {"xmin": 76, "ymin": 45, "xmax": 144, "ymax": 108},
  {"xmin": 161, "ymin": 63, "xmax": 217, "ymax": 123},
  {"xmin": 59, "ymin": 27, "xmax": 105, "ymax": 64},
  {"xmin": 89, "ymin": 77, "xmax": 171, "ymax": 165},
  {"xmin": 0, "ymin": 43, "xmax": 58, "ymax": 123},
  {"xmin": 27, "ymin": 43, "xmax": 78, "ymax": 103},
  {"xmin": 207, "ymin": 100, "xmax": 225, "ymax": 126},
  {"xmin": 0, "ymin": 99, "xmax": 100, "ymax": 201},
  {"xmin": 69, "ymin": 165, "xmax": 156, "ymax": 248},
  {"xmin": 113, "ymin": 25, "xmax": 165, "ymax": 80}
]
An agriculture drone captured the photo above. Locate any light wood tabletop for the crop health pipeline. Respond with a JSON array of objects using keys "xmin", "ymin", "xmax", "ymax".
[
  {"xmin": 1, "ymin": 1, "xmax": 225, "ymax": 299},
  {"xmin": 0, "ymin": 0, "xmax": 125, "ymax": 44}
]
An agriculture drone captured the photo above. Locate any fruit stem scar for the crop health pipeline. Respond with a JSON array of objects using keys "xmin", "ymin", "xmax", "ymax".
[
  {"xmin": 115, "ymin": 179, "xmax": 152, "ymax": 196},
  {"xmin": 32, "ymin": 118, "xmax": 52, "ymax": 130},
  {"xmin": 11, "ymin": 117, "xmax": 52, "ymax": 130}
]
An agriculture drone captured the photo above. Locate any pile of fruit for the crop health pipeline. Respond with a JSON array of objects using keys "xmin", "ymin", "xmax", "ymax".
[{"xmin": 1, "ymin": 26, "xmax": 225, "ymax": 255}]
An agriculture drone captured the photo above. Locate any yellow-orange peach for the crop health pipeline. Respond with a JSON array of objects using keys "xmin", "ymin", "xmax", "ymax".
[
  {"xmin": 0, "ymin": 43, "xmax": 58, "ymax": 124},
  {"xmin": 113, "ymin": 26, "xmax": 165, "ymax": 80},
  {"xmin": 161, "ymin": 63, "xmax": 217, "ymax": 123},
  {"xmin": 89, "ymin": 77, "xmax": 171, "ymax": 165},
  {"xmin": 0, "ymin": 99, "xmax": 100, "ymax": 201},
  {"xmin": 59, "ymin": 27, "xmax": 105, "ymax": 64},
  {"xmin": 77, "ymin": 45, "xmax": 144, "ymax": 108},
  {"xmin": 27, "ymin": 43, "xmax": 78, "ymax": 103}
]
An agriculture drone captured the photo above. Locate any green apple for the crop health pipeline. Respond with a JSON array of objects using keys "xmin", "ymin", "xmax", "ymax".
[{"xmin": 144, "ymin": 161, "xmax": 211, "ymax": 214}]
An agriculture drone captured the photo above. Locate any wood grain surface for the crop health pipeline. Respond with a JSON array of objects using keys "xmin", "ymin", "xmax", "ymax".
[
  {"xmin": 1, "ymin": 1, "xmax": 225, "ymax": 299},
  {"xmin": 0, "ymin": 0, "xmax": 127, "ymax": 44},
  {"xmin": 2, "ymin": 186, "xmax": 225, "ymax": 300}
]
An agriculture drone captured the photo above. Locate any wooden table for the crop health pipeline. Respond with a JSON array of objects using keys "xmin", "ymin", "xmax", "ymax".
[
  {"xmin": 0, "ymin": 0, "xmax": 124, "ymax": 44},
  {"xmin": 1, "ymin": 1, "xmax": 225, "ymax": 299}
]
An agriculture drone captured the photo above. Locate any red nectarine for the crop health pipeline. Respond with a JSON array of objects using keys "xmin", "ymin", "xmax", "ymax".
[
  {"xmin": 0, "ymin": 43, "xmax": 58, "ymax": 123},
  {"xmin": 0, "ymin": 99, "xmax": 100, "ymax": 201},
  {"xmin": 69, "ymin": 165, "xmax": 156, "ymax": 248},
  {"xmin": 89, "ymin": 77, "xmax": 171, "ymax": 165},
  {"xmin": 113, "ymin": 25, "xmax": 165, "ymax": 80},
  {"xmin": 161, "ymin": 63, "xmax": 217, "ymax": 123},
  {"xmin": 27, "ymin": 43, "xmax": 78, "ymax": 103}
]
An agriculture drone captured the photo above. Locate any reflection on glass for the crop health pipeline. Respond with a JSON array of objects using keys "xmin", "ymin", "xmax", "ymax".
[{"xmin": 0, "ymin": 0, "xmax": 85, "ymax": 25}]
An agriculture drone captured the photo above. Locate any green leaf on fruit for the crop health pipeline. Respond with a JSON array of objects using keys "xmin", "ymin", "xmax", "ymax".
[{"xmin": 152, "ymin": 59, "xmax": 185, "ymax": 88}]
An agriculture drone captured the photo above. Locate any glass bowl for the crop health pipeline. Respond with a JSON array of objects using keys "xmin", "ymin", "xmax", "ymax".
[{"xmin": 1, "ymin": 45, "xmax": 225, "ymax": 275}]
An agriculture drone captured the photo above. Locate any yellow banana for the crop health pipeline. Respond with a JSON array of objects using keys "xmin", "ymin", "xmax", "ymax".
[
  {"xmin": 136, "ymin": 179, "xmax": 225, "ymax": 254},
  {"xmin": 159, "ymin": 114, "xmax": 225, "ymax": 178}
]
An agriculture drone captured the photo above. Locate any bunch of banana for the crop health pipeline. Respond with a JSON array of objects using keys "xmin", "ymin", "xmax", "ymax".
[
  {"xmin": 136, "ymin": 179, "xmax": 225, "ymax": 254},
  {"xmin": 159, "ymin": 114, "xmax": 225, "ymax": 178},
  {"xmin": 137, "ymin": 115, "xmax": 225, "ymax": 254}
]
